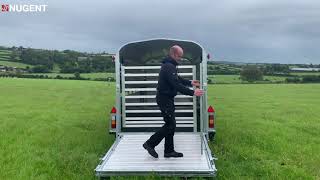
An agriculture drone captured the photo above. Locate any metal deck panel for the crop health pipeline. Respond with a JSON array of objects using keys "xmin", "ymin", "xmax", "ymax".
[{"xmin": 97, "ymin": 133, "xmax": 215, "ymax": 174}]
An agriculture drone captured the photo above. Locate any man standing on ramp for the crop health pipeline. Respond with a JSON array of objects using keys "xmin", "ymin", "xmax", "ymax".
[{"xmin": 143, "ymin": 45, "xmax": 204, "ymax": 158}]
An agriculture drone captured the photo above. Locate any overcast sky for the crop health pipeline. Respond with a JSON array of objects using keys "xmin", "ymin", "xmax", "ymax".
[{"xmin": 1, "ymin": 0, "xmax": 319, "ymax": 64}]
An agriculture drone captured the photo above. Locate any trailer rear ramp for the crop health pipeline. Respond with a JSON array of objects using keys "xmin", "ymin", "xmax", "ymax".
[{"xmin": 95, "ymin": 132, "xmax": 216, "ymax": 177}]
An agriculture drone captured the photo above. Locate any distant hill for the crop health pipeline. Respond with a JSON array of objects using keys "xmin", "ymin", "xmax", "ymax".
[
  {"xmin": 1, "ymin": 45, "xmax": 318, "ymax": 74},
  {"xmin": 0, "ymin": 61, "xmax": 33, "ymax": 68},
  {"xmin": 0, "ymin": 49, "xmax": 12, "ymax": 61},
  {"xmin": 209, "ymin": 60, "xmax": 246, "ymax": 65},
  {"xmin": 0, "ymin": 45, "xmax": 115, "ymax": 73}
]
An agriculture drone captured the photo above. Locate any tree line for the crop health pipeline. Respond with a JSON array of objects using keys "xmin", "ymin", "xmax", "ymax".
[
  {"xmin": 207, "ymin": 62, "xmax": 291, "ymax": 76},
  {"xmin": 4, "ymin": 46, "xmax": 115, "ymax": 73},
  {"xmin": 0, "ymin": 71, "xmax": 115, "ymax": 82}
]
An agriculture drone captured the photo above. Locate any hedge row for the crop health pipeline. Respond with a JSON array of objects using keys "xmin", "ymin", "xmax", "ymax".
[
  {"xmin": 286, "ymin": 75, "xmax": 320, "ymax": 83},
  {"xmin": 0, "ymin": 73, "xmax": 115, "ymax": 82}
]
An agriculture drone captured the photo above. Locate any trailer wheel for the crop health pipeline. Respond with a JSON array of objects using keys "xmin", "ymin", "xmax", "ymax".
[{"xmin": 209, "ymin": 132, "xmax": 215, "ymax": 141}]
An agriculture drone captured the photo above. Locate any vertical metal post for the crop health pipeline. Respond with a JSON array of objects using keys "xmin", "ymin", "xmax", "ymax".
[
  {"xmin": 192, "ymin": 65, "xmax": 197, "ymax": 132},
  {"xmin": 200, "ymin": 61, "xmax": 203, "ymax": 155},
  {"xmin": 115, "ymin": 53, "xmax": 121, "ymax": 138},
  {"xmin": 203, "ymin": 51, "xmax": 208, "ymax": 136},
  {"xmin": 121, "ymin": 65, "xmax": 126, "ymax": 128}
]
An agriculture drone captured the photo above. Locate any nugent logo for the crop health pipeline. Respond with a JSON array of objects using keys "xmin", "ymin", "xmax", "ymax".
[
  {"xmin": 2, "ymin": 4, "xmax": 9, "ymax": 11},
  {"xmin": 1, "ymin": 4, "xmax": 47, "ymax": 12}
]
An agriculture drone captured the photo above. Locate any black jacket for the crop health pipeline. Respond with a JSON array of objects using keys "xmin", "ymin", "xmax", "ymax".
[{"xmin": 156, "ymin": 57, "xmax": 194, "ymax": 98}]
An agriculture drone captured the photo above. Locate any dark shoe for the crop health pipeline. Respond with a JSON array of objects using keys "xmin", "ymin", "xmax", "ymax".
[
  {"xmin": 164, "ymin": 151, "xmax": 183, "ymax": 158},
  {"xmin": 143, "ymin": 142, "xmax": 158, "ymax": 158}
]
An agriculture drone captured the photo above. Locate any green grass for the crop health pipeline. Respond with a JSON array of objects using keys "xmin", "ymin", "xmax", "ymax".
[
  {"xmin": 209, "ymin": 75, "xmax": 287, "ymax": 84},
  {"xmin": 79, "ymin": 73, "xmax": 114, "ymax": 79},
  {"xmin": 264, "ymin": 75, "xmax": 287, "ymax": 82},
  {"xmin": 209, "ymin": 75, "xmax": 241, "ymax": 84},
  {"xmin": 52, "ymin": 64, "xmax": 61, "ymax": 73},
  {"xmin": 209, "ymin": 84, "xmax": 320, "ymax": 179},
  {"xmin": 0, "ymin": 50, "xmax": 11, "ymax": 55},
  {"xmin": 0, "ymin": 57, "xmax": 10, "ymax": 61},
  {"xmin": 29, "ymin": 73, "xmax": 114, "ymax": 79},
  {"xmin": 0, "ymin": 79, "xmax": 319, "ymax": 179},
  {"xmin": 0, "ymin": 50, "xmax": 12, "ymax": 61},
  {"xmin": 0, "ymin": 78, "xmax": 115, "ymax": 180},
  {"xmin": 0, "ymin": 55, "xmax": 10, "ymax": 59},
  {"xmin": 290, "ymin": 72, "xmax": 320, "ymax": 76},
  {"xmin": 0, "ymin": 60, "xmax": 33, "ymax": 68}
]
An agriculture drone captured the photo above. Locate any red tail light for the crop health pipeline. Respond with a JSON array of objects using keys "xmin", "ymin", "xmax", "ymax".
[
  {"xmin": 209, "ymin": 116, "xmax": 214, "ymax": 128},
  {"xmin": 208, "ymin": 106, "xmax": 215, "ymax": 113},
  {"xmin": 111, "ymin": 107, "xmax": 117, "ymax": 113},
  {"xmin": 208, "ymin": 106, "xmax": 215, "ymax": 128},
  {"xmin": 111, "ymin": 119, "xmax": 116, "ymax": 129},
  {"xmin": 110, "ymin": 107, "xmax": 116, "ymax": 129}
]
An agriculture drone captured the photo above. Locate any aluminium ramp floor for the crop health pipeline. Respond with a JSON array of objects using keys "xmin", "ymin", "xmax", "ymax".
[{"xmin": 95, "ymin": 133, "xmax": 216, "ymax": 177}]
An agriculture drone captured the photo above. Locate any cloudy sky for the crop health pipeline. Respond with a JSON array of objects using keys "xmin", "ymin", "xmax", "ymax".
[{"xmin": 1, "ymin": 0, "xmax": 319, "ymax": 64}]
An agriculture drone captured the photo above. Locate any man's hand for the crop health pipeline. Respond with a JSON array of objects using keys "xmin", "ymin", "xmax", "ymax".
[
  {"xmin": 191, "ymin": 80, "xmax": 200, "ymax": 87},
  {"xmin": 194, "ymin": 88, "xmax": 204, "ymax": 96}
]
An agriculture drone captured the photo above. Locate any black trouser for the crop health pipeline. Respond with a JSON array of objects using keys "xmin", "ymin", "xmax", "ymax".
[{"xmin": 146, "ymin": 94, "xmax": 176, "ymax": 153}]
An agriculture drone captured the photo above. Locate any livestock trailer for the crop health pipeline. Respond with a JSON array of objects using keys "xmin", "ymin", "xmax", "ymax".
[{"xmin": 95, "ymin": 38, "xmax": 217, "ymax": 178}]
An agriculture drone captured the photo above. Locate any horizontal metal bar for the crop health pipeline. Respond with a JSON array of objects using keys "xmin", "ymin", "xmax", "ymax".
[
  {"xmin": 126, "ymin": 117, "xmax": 193, "ymax": 120},
  {"xmin": 124, "ymin": 88, "xmax": 156, "ymax": 92},
  {"xmin": 125, "ymin": 102, "xmax": 193, "ymax": 106},
  {"xmin": 96, "ymin": 171, "xmax": 215, "ymax": 177},
  {"xmin": 125, "ymin": 81, "xmax": 158, "ymax": 84},
  {"xmin": 125, "ymin": 124, "xmax": 194, "ymax": 127},
  {"xmin": 124, "ymin": 65, "xmax": 194, "ymax": 69},
  {"xmin": 125, "ymin": 121, "xmax": 193, "ymax": 124},
  {"xmin": 125, "ymin": 73, "xmax": 192, "ymax": 77},
  {"xmin": 124, "ymin": 66, "xmax": 161, "ymax": 69},
  {"xmin": 125, "ymin": 95, "xmax": 192, "ymax": 99},
  {"xmin": 125, "ymin": 109, "xmax": 193, "ymax": 113},
  {"xmin": 124, "ymin": 88, "xmax": 193, "ymax": 92},
  {"xmin": 125, "ymin": 73, "xmax": 159, "ymax": 77},
  {"xmin": 103, "ymin": 160, "xmax": 206, "ymax": 165},
  {"xmin": 108, "ymin": 153, "xmax": 204, "ymax": 158}
]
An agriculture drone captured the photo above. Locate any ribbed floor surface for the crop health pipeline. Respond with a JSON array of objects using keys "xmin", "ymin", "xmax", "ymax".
[{"xmin": 100, "ymin": 133, "xmax": 211, "ymax": 172}]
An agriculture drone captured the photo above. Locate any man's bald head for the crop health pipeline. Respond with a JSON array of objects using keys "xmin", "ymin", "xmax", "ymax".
[{"xmin": 169, "ymin": 45, "xmax": 184, "ymax": 61}]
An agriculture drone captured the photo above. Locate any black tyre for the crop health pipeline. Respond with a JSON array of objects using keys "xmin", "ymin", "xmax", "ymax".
[{"xmin": 209, "ymin": 132, "xmax": 216, "ymax": 141}]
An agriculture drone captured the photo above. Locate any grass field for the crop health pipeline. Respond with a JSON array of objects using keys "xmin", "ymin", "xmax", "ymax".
[
  {"xmin": 290, "ymin": 72, "xmax": 320, "ymax": 76},
  {"xmin": 0, "ymin": 60, "xmax": 33, "ymax": 68},
  {"xmin": 29, "ymin": 73, "xmax": 114, "ymax": 79},
  {"xmin": 0, "ymin": 56, "xmax": 10, "ymax": 60},
  {"xmin": 0, "ymin": 78, "xmax": 115, "ymax": 180},
  {"xmin": 0, "ymin": 50, "xmax": 12, "ymax": 61},
  {"xmin": 0, "ymin": 50, "xmax": 11, "ymax": 55},
  {"xmin": 209, "ymin": 84, "xmax": 319, "ymax": 179},
  {"xmin": 209, "ymin": 75, "xmax": 287, "ymax": 84},
  {"xmin": 0, "ymin": 78, "xmax": 319, "ymax": 179},
  {"xmin": 52, "ymin": 64, "xmax": 61, "ymax": 73}
]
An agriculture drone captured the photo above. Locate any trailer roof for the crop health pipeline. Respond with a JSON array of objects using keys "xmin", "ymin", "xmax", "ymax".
[{"xmin": 119, "ymin": 39, "xmax": 203, "ymax": 66}]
